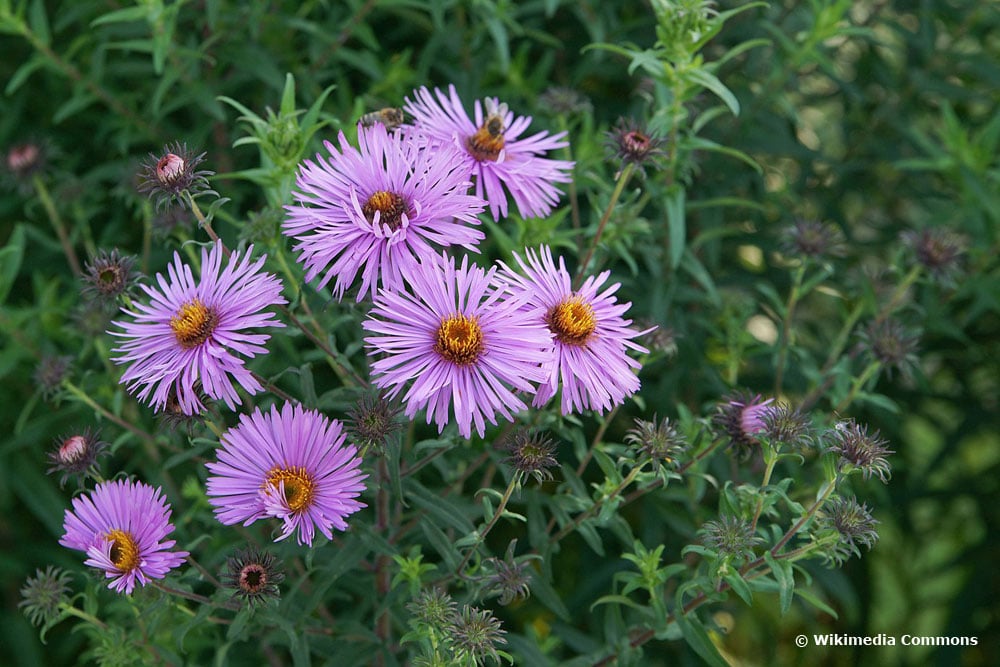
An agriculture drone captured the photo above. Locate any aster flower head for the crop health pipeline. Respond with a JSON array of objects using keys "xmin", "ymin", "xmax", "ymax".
[
  {"xmin": 901, "ymin": 227, "xmax": 966, "ymax": 285},
  {"xmin": 818, "ymin": 495, "xmax": 880, "ymax": 566},
  {"xmin": 699, "ymin": 514, "xmax": 763, "ymax": 564},
  {"xmin": 221, "ymin": 545, "xmax": 284, "ymax": 606},
  {"xmin": 110, "ymin": 241, "xmax": 286, "ymax": 415},
  {"xmin": 206, "ymin": 403, "xmax": 368, "ymax": 546},
  {"xmin": 284, "ymin": 123, "xmax": 485, "ymax": 302},
  {"xmin": 826, "ymin": 419, "xmax": 893, "ymax": 483},
  {"xmin": 497, "ymin": 246, "xmax": 649, "ymax": 415},
  {"xmin": 761, "ymin": 403, "xmax": 814, "ymax": 450},
  {"xmin": 364, "ymin": 253, "xmax": 552, "ymax": 439},
  {"xmin": 606, "ymin": 117, "xmax": 667, "ymax": 174},
  {"xmin": 499, "ymin": 430, "xmax": 558, "ymax": 483},
  {"xmin": 136, "ymin": 141, "xmax": 215, "ymax": 210},
  {"xmin": 19, "ymin": 566, "xmax": 73, "ymax": 627},
  {"xmin": 59, "ymin": 479, "xmax": 189, "ymax": 594},
  {"xmin": 625, "ymin": 415, "xmax": 686, "ymax": 467},
  {"xmin": 407, "ymin": 588, "xmax": 457, "ymax": 629},
  {"xmin": 857, "ymin": 318, "xmax": 921, "ymax": 380},
  {"xmin": 82, "ymin": 248, "xmax": 139, "ymax": 302},
  {"xmin": 3, "ymin": 140, "xmax": 48, "ymax": 191},
  {"xmin": 404, "ymin": 85, "xmax": 574, "ymax": 220},
  {"xmin": 781, "ymin": 218, "xmax": 847, "ymax": 260},
  {"xmin": 34, "ymin": 354, "xmax": 73, "ymax": 400},
  {"xmin": 482, "ymin": 541, "xmax": 533, "ymax": 605},
  {"xmin": 48, "ymin": 429, "xmax": 109, "ymax": 487},
  {"xmin": 713, "ymin": 391, "xmax": 775, "ymax": 456},
  {"xmin": 447, "ymin": 605, "xmax": 508, "ymax": 666},
  {"xmin": 345, "ymin": 390, "xmax": 404, "ymax": 455}
]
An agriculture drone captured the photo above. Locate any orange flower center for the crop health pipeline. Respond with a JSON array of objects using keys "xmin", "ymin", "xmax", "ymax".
[
  {"xmin": 362, "ymin": 190, "xmax": 408, "ymax": 231},
  {"xmin": 434, "ymin": 314, "xmax": 485, "ymax": 365},
  {"xmin": 546, "ymin": 297, "xmax": 597, "ymax": 346},
  {"xmin": 106, "ymin": 529, "xmax": 140, "ymax": 572},
  {"xmin": 265, "ymin": 466, "xmax": 315, "ymax": 512},
  {"xmin": 170, "ymin": 299, "xmax": 219, "ymax": 349}
]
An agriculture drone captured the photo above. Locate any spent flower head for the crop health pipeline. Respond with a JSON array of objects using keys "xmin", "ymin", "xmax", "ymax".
[
  {"xmin": 221, "ymin": 545, "xmax": 284, "ymax": 607},
  {"xmin": 47, "ymin": 429, "xmax": 109, "ymax": 487},
  {"xmin": 408, "ymin": 587, "xmax": 458, "ymax": 629},
  {"xmin": 699, "ymin": 515, "xmax": 763, "ymax": 564},
  {"xmin": 781, "ymin": 219, "xmax": 847, "ymax": 260},
  {"xmin": 34, "ymin": 354, "xmax": 73, "ymax": 400},
  {"xmin": 447, "ymin": 605, "xmax": 508, "ymax": 666},
  {"xmin": 606, "ymin": 117, "xmax": 666, "ymax": 173},
  {"xmin": 19, "ymin": 566, "xmax": 73, "ymax": 627},
  {"xmin": 136, "ymin": 141, "xmax": 215, "ymax": 210},
  {"xmin": 482, "ymin": 541, "xmax": 532, "ymax": 605},
  {"xmin": 345, "ymin": 391, "xmax": 404, "ymax": 456},
  {"xmin": 902, "ymin": 227, "xmax": 966, "ymax": 285},
  {"xmin": 499, "ymin": 430, "xmax": 558, "ymax": 483},
  {"xmin": 82, "ymin": 249, "xmax": 139, "ymax": 303},
  {"xmin": 761, "ymin": 403, "xmax": 813, "ymax": 450},
  {"xmin": 2, "ymin": 140, "xmax": 48, "ymax": 191},
  {"xmin": 826, "ymin": 419, "xmax": 893, "ymax": 483},
  {"xmin": 625, "ymin": 415, "xmax": 686, "ymax": 467},
  {"xmin": 819, "ymin": 496, "xmax": 880, "ymax": 566},
  {"xmin": 857, "ymin": 318, "xmax": 921, "ymax": 380}
]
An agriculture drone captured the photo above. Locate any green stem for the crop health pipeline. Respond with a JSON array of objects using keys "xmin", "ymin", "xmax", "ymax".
[
  {"xmin": 549, "ymin": 463, "xmax": 643, "ymax": 546},
  {"xmin": 748, "ymin": 445, "xmax": 779, "ymax": 535},
  {"xmin": 834, "ymin": 360, "xmax": 882, "ymax": 413},
  {"xmin": 33, "ymin": 175, "xmax": 82, "ymax": 276},
  {"xmin": 774, "ymin": 264, "xmax": 805, "ymax": 396},
  {"xmin": 62, "ymin": 381, "xmax": 160, "ymax": 461},
  {"xmin": 59, "ymin": 603, "xmax": 109, "ymax": 631},
  {"xmin": 455, "ymin": 472, "xmax": 521, "ymax": 576},
  {"xmin": 152, "ymin": 580, "xmax": 240, "ymax": 611},
  {"xmin": 575, "ymin": 162, "xmax": 635, "ymax": 287}
]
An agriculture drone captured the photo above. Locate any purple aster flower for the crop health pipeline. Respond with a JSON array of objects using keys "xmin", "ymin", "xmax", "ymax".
[
  {"xmin": 59, "ymin": 479, "xmax": 188, "ymax": 594},
  {"xmin": 110, "ymin": 241, "xmax": 286, "ymax": 415},
  {"xmin": 363, "ymin": 253, "xmax": 552, "ymax": 439},
  {"xmin": 712, "ymin": 391, "xmax": 776, "ymax": 457},
  {"xmin": 404, "ymin": 85, "xmax": 574, "ymax": 221},
  {"xmin": 283, "ymin": 123, "xmax": 485, "ymax": 301},
  {"xmin": 205, "ymin": 403, "xmax": 368, "ymax": 546},
  {"xmin": 497, "ymin": 246, "xmax": 649, "ymax": 415}
]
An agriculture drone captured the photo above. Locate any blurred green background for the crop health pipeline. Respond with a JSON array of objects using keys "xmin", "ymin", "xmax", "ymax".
[{"xmin": 1, "ymin": 1, "xmax": 998, "ymax": 665}]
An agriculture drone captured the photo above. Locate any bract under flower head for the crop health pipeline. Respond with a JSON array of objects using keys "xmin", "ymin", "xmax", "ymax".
[
  {"xmin": 206, "ymin": 403, "xmax": 368, "ymax": 546},
  {"xmin": 363, "ymin": 253, "xmax": 552, "ymax": 439},
  {"xmin": 284, "ymin": 123, "xmax": 485, "ymax": 301},
  {"xmin": 110, "ymin": 241, "xmax": 286, "ymax": 415},
  {"xmin": 59, "ymin": 479, "xmax": 188, "ymax": 594},
  {"xmin": 497, "ymin": 246, "xmax": 649, "ymax": 415},
  {"xmin": 404, "ymin": 85, "xmax": 574, "ymax": 221}
]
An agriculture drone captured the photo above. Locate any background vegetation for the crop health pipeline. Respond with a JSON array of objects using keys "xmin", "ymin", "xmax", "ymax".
[{"xmin": 1, "ymin": 0, "xmax": 997, "ymax": 665}]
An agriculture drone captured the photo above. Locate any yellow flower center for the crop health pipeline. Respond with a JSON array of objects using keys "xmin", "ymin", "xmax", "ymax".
[
  {"xmin": 434, "ymin": 314, "xmax": 485, "ymax": 366},
  {"xmin": 546, "ymin": 297, "xmax": 597, "ymax": 346},
  {"xmin": 265, "ymin": 466, "xmax": 315, "ymax": 512},
  {"xmin": 170, "ymin": 299, "xmax": 219, "ymax": 349},
  {"xmin": 362, "ymin": 190, "xmax": 408, "ymax": 231},
  {"xmin": 106, "ymin": 529, "xmax": 140, "ymax": 572}
]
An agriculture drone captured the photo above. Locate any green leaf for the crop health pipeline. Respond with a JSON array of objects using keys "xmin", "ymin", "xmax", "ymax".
[
  {"xmin": 28, "ymin": 0, "xmax": 49, "ymax": 45},
  {"xmin": 674, "ymin": 609, "xmax": 729, "ymax": 667},
  {"xmin": 529, "ymin": 565, "xmax": 571, "ymax": 621},
  {"xmin": 724, "ymin": 571, "xmax": 754, "ymax": 606},
  {"xmin": 90, "ymin": 5, "xmax": 149, "ymax": 26},
  {"xmin": 405, "ymin": 479, "xmax": 474, "ymax": 534},
  {"xmin": 795, "ymin": 588, "xmax": 839, "ymax": 619},
  {"xmin": 5, "ymin": 54, "xmax": 45, "ymax": 94},
  {"xmin": 685, "ymin": 68, "xmax": 740, "ymax": 116},
  {"xmin": 665, "ymin": 186, "xmax": 686, "ymax": 270},
  {"xmin": 764, "ymin": 551, "xmax": 795, "ymax": 615},
  {"xmin": 0, "ymin": 224, "xmax": 26, "ymax": 304}
]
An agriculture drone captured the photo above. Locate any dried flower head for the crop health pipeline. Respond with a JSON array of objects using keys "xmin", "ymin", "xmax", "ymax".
[
  {"xmin": 761, "ymin": 403, "xmax": 813, "ymax": 449},
  {"xmin": 19, "ymin": 566, "xmax": 73, "ymax": 627},
  {"xmin": 819, "ymin": 496, "xmax": 880, "ymax": 566},
  {"xmin": 625, "ymin": 415, "xmax": 686, "ymax": 467},
  {"xmin": 857, "ymin": 319, "xmax": 921, "ymax": 380},
  {"xmin": 826, "ymin": 419, "xmax": 893, "ymax": 483},
  {"xmin": 3, "ymin": 140, "xmax": 48, "ymax": 191},
  {"xmin": 500, "ymin": 430, "xmax": 558, "ymax": 483},
  {"xmin": 345, "ymin": 391, "xmax": 403, "ymax": 456},
  {"xmin": 606, "ymin": 117, "xmax": 666, "ymax": 172},
  {"xmin": 221, "ymin": 545, "xmax": 284, "ymax": 606},
  {"xmin": 82, "ymin": 249, "xmax": 139, "ymax": 302},
  {"xmin": 482, "ymin": 541, "xmax": 532, "ymax": 605},
  {"xmin": 901, "ymin": 227, "xmax": 966, "ymax": 285},
  {"xmin": 713, "ymin": 391, "xmax": 775, "ymax": 457},
  {"xmin": 699, "ymin": 515, "xmax": 763, "ymax": 563},
  {"xmin": 47, "ymin": 429, "xmax": 108, "ymax": 487},
  {"xmin": 781, "ymin": 219, "xmax": 847, "ymax": 260},
  {"xmin": 136, "ymin": 141, "xmax": 214, "ymax": 210},
  {"xmin": 34, "ymin": 354, "xmax": 73, "ymax": 400},
  {"xmin": 538, "ymin": 86, "xmax": 593, "ymax": 116},
  {"xmin": 407, "ymin": 588, "xmax": 457, "ymax": 629},
  {"xmin": 447, "ymin": 605, "xmax": 508, "ymax": 665}
]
